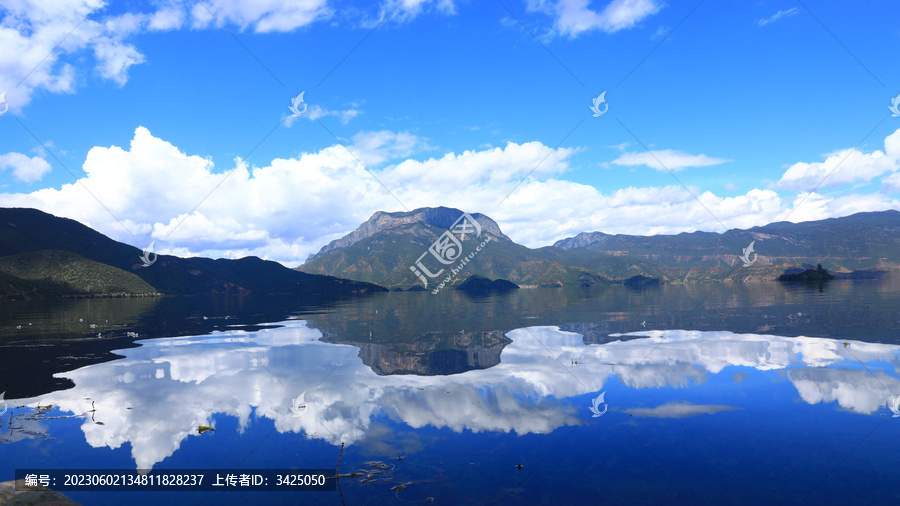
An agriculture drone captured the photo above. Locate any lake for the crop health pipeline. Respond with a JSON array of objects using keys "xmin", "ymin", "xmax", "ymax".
[{"xmin": 3, "ymin": 280, "xmax": 900, "ymax": 504}]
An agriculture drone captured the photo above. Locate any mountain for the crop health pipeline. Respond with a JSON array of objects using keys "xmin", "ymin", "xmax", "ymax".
[
  {"xmin": 0, "ymin": 207, "xmax": 386, "ymax": 297},
  {"xmin": 300, "ymin": 207, "xmax": 900, "ymax": 287},
  {"xmin": 307, "ymin": 206, "xmax": 510, "ymax": 261},
  {"xmin": 300, "ymin": 206, "xmax": 615, "ymax": 289}
]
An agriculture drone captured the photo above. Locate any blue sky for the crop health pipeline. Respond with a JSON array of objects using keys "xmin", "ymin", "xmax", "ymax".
[{"xmin": 1, "ymin": 0, "xmax": 899, "ymax": 264}]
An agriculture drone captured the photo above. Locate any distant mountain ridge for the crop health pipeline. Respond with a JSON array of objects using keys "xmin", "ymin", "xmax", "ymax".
[
  {"xmin": 552, "ymin": 210, "xmax": 900, "ymax": 271},
  {"xmin": 0, "ymin": 207, "xmax": 385, "ymax": 298},
  {"xmin": 300, "ymin": 207, "xmax": 900, "ymax": 288}
]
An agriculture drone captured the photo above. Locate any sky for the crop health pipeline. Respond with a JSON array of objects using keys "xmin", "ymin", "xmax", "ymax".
[{"xmin": 1, "ymin": 0, "xmax": 899, "ymax": 266}]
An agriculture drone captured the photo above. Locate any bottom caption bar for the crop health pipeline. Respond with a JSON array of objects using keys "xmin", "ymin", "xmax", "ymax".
[{"xmin": 15, "ymin": 469, "xmax": 336, "ymax": 491}]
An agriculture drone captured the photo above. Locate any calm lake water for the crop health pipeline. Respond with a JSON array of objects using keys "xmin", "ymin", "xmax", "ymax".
[{"xmin": 3, "ymin": 280, "xmax": 900, "ymax": 504}]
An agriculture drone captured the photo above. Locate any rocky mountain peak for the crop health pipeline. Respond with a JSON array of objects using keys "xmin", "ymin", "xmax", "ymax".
[{"xmin": 307, "ymin": 206, "xmax": 510, "ymax": 261}]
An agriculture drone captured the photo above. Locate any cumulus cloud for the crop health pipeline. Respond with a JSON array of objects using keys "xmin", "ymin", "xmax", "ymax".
[
  {"xmin": 777, "ymin": 129, "xmax": 900, "ymax": 191},
  {"xmin": 528, "ymin": 0, "xmax": 662, "ymax": 37},
  {"xmin": 611, "ymin": 149, "xmax": 732, "ymax": 172},
  {"xmin": 0, "ymin": 152, "xmax": 52, "ymax": 183},
  {"xmin": 1, "ymin": 127, "xmax": 899, "ymax": 265}
]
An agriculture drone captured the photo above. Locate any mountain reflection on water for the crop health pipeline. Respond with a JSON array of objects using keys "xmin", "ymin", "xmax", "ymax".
[{"xmin": 8, "ymin": 320, "xmax": 900, "ymax": 471}]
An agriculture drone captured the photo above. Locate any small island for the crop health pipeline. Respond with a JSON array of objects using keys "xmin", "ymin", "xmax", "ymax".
[
  {"xmin": 455, "ymin": 274, "xmax": 519, "ymax": 293},
  {"xmin": 623, "ymin": 274, "xmax": 661, "ymax": 289},
  {"xmin": 778, "ymin": 264, "xmax": 836, "ymax": 282}
]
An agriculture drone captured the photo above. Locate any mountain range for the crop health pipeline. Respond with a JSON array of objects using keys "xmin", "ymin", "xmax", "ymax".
[
  {"xmin": 3, "ymin": 205, "xmax": 898, "ymax": 298},
  {"xmin": 300, "ymin": 207, "xmax": 900, "ymax": 288},
  {"xmin": 0, "ymin": 208, "xmax": 384, "ymax": 299}
]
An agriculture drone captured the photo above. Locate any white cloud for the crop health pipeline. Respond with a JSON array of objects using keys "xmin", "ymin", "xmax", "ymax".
[
  {"xmin": 0, "ymin": 152, "xmax": 52, "ymax": 183},
  {"xmin": 528, "ymin": 0, "xmax": 662, "ymax": 37},
  {"xmin": 190, "ymin": 0, "xmax": 333, "ymax": 33},
  {"xmin": 612, "ymin": 149, "xmax": 732, "ymax": 172},
  {"xmin": 382, "ymin": 140, "xmax": 577, "ymax": 188},
  {"xmin": 0, "ymin": 1, "xmax": 147, "ymax": 111},
  {"xmin": 91, "ymin": 35, "xmax": 146, "ymax": 85},
  {"xmin": 293, "ymin": 104, "xmax": 361, "ymax": 126},
  {"xmin": 777, "ymin": 129, "xmax": 900, "ymax": 191},
  {"xmin": 651, "ymin": 25, "xmax": 668, "ymax": 39},
  {"xmin": 364, "ymin": 0, "xmax": 457, "ymax": 27},
  {"xmin": 758, "ymin": 7, "xmax": 799, "ymax": 27},
  {"xmin": 148, "ymin": 7, "xmax": 186, "ymax": 31},
  {"xmin": 349, "ymin": 130, "xmax": 429, "ymax": 166}
]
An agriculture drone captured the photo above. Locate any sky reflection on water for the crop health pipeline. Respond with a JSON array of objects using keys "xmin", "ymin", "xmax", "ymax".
[{"xmin": 7, "ymin": 322, "xmax": 900, "ymax": 472}]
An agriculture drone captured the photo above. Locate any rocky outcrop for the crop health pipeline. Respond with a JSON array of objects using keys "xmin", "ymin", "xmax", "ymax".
[{"xmin": 553, "ymin": 231, "xmax": 613, "ymax": 250}]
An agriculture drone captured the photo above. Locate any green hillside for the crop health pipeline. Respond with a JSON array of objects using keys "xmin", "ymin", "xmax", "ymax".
[
  {"xmin": 0, "ymin": 250, "xmax": 158, "ymax": 297},
  {"xmin": 0, "ymin": 272, "xmax": 54, "ymax": 299}
]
